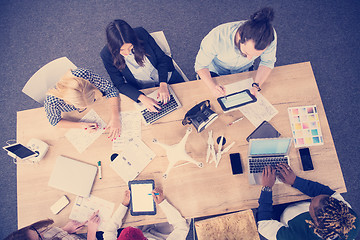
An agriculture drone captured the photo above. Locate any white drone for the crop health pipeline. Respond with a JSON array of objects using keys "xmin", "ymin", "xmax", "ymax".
[{"xmin": 152, "ymin": 127, "xmax": 203, "ymax": 179}]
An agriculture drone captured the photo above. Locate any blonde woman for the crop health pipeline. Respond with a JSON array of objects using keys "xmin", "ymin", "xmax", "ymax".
[{"xmin": 45, "ymin": 68, "xmax": 121, "ymax": 140}]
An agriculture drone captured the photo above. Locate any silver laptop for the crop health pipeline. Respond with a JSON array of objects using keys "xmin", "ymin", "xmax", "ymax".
[
  {"xmin": 247, "ymin": 138, "xmax": 292, "ymax": 185},
  {"xmin": 135, "ymin": 86, "xmax": 182, "ymax": 125}
]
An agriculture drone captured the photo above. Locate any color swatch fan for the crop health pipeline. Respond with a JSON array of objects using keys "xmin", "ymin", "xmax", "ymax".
[{"xmin": 288, "ymin": 105, "xmax": 324, "ymax": 148}]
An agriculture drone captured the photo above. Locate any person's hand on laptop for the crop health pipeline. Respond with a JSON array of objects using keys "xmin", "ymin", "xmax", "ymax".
[
  {"xmin": 262, "ymin": 165, "xmax": 276, "ymax": 188},
  {"xmin": 152, "ymin": 187, "xmax": 165, "ymax": 204},
  {"xmin": 122, "ymin": 189, "xmax": 131, "ymax": 207},
  {"xmin": 157, "ymin": 82, "xmax": 170, "ymax": 104},
  {"xmin": 138, "ymin": 94, "xmax": 161, "ymax": 112},
  {"xmin": 277, "ymin": 163, "xmax": 296, "ymax": 185}
]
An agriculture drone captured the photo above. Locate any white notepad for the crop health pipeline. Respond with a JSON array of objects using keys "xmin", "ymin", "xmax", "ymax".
[{"xmin": 48, "ymin": 156, "xmax": 97, "ymax": 197}]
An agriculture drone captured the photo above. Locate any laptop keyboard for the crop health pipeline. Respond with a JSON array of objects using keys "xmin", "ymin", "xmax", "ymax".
[
  {"xmin": 141, "ymin": 94, "xmax": 179, "ymax": 124},
  {"xmin": 249, "ymin": 156, "xmax": 289, "ymax": 173}
]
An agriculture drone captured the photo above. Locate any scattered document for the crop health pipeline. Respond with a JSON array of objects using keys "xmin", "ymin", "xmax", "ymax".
[
  {"xmin": 69, "ymin": 195, "xmax": 114, "ymax": 231},
  {"xmin": 65, "ymin": 109, "xmax": 107, "ymax": 153},
  {"xmin": 224, "ymin": 78, "xmax": 278, "ymax": 126},
  {"xmin": 112, "ymin": 111, "xmax": 142, "ymax": 151},
  {"xmin": 110, "ymin": 138, "xmax": 156, "ymax": 183}
]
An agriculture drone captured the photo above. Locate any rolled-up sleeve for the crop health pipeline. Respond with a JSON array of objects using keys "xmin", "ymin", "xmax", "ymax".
[
  {"xmin": 44, "ymin": 96, "xmax": 62, "ymax": 126},
  {"xmin": 259, "ymin": 29, "xmax": 277, "ymax": 69},
  {"xmin": 194, "ymin": 30, "xmax": 219, "ymax": 72}
]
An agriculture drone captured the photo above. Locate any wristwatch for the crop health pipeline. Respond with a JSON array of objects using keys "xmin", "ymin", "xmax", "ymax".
[
  {"xmin": 252, "ymin": 82, "xmax": 261, "ymax": 92},
  {"xmin": 261, "ymin": 186, "xmax": 272, "ymax": 192}
]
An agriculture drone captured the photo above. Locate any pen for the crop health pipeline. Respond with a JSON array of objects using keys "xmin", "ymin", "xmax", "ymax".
[
  {"xmin": 148, "ymin": 193, "xmax": 160, "ymax": 195},
  {"xmin": 97, "ymin": 161, "xmax": 102, "ymax": 179},
  {"xmin": 228, "ymin": 117, "xmax": 244, "ymax": 126}
]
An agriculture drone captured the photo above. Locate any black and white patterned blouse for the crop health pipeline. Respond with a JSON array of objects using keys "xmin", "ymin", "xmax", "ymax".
[{"xmin": 44, "ymin": 68, "xmax": 119, "ymax": 126}]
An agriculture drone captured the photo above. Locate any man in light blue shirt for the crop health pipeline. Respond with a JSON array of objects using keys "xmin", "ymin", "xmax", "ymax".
[{"xmin": 195, "ymin": 7, "xmax": 277, "ymax": 97}]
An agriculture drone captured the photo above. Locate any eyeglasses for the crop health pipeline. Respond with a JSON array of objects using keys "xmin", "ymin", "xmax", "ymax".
[{"xmin": 30, "ymin": 226, "xmax": 43, "ymax": 240}]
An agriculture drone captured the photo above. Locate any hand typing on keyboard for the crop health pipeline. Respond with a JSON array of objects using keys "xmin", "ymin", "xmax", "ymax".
[
  {"xmin": 138, "ymin": 95, "xmax": 161, "ymax": 112},
  {"xmin": 276, "ymin": 163, "xmax": 296, "ymax": 185},
  {"xmin": 262, "ymin": 165, "xmax": 276, "ymax": 188},
  {"xmin": 157, "ymin": 82, "xmax": 171, "ymax": 104}
]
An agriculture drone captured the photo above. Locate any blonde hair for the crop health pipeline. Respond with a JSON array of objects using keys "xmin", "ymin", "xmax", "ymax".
[{"xmin": 47, "ymin": 70, "xmax": 100, "ymax": 108}]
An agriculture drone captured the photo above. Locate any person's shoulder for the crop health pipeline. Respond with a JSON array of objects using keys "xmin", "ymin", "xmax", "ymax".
[
  {"xmin": 134, "ymin": 27, "xmax": 150, "ymax": 39},
  {"xmin": 45, "ymin": 94, "xmax": 61, "ymax": 107},
  {"xmin": 100, "ymin": 45, "xmax": 111, "ymax": 58}
]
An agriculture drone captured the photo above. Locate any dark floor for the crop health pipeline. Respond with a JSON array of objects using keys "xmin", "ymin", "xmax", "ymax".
[{"xmin": 1, "ymin": 1, "xmax": 359, "ymax": 239}]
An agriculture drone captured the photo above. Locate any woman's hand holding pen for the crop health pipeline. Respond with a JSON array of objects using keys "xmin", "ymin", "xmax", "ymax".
[
  {"xmin": 152, "ymin": 187, "xmax": 165, "ymax": 204},
  {"xmin": 138, "ymin": 94, "xmax": 161, "ymax": 112},
  {"xmin": 79, "ymin": 122, "xmax": 98, "ymax": 133}
]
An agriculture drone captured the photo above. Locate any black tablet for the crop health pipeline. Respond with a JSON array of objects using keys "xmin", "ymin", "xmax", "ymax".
[
  {"xmin": 246, "ymin": 120, "xmax": 281, "ymax": 142},
  {"xmin": 3, "ymin": 143, "xmax": 37, "ymax": 160},
  {"xmin": 217, "ymin": 89, "xmax": 257, "ymax": 112},
  {"xmin": 128, "ymin": 179, "xmax": 156, "ymax": 216}
]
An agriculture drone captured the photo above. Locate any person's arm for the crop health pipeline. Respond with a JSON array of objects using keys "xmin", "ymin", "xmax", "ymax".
[
  {"xmin": 277, "ymin": 163, "xmax": 335, "ymax": 197},
  {"xmin": 44, "ymin": 96, "xmax": 98, "ymax": 131},
  {"xmin": 151, "ymin": 188, "xmax": 189, "ymax": 240},
  {"xmin": 250, "ymin": 65, "xmax": 272, "ymax": 96},
  {"xmin": 197, "ymin": 68, "xmax": 225, "ymax": 97},
  {"xmin": 86, "ymin": 211, "xmax": 100, "ymax": 240},
  {"xmin": 105, "ymin": 96, "xmax": 121, "ymax": 140},
  {"xmin": 195, "ymin": 28, "xmax": 225, "ymax": 97},
  {"xmin": 251, "ymin": 29, "xmax": 277, "ymax": 96},
  {"xmin": 257, "ymin": 166, "xmax": 286, "ymax": 240},
  {"xmin": 103, "ymin": 190, "xmax": 130, "ymax": 240},
  {"xmin": 100, "ymin": 46, "xmax": 143, "ymax": 102}
]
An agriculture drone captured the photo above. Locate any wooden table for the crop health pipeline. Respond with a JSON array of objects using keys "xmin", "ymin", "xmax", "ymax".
[{"xmin": 17, "ymin": 62, "xmax": 346, "ymax": 230}]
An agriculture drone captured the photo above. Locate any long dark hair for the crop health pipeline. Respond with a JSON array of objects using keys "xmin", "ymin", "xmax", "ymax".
[
  {"xmin": 106, "ymin": 19, "xmax": 146, "ymax": 70},
  {"xmin": 4, "ymin": 219, "xmax": 54, "ymax": 240},
  {"xmin": 237, "ymin": 7, "xmax": 275, "ymax": 50}
]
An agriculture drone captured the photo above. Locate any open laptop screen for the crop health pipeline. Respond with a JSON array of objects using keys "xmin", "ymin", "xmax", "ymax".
[{"xmin": 250, "ymin": 138, "xmax": 291, "ymax": 156}]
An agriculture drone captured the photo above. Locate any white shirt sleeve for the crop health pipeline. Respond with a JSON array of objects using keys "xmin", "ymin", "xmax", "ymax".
[
  {"xmin": 258, "ymin": 220, "xmax": 285, "ymax": 240},
  {"xmin": 194, "ymin": 29, "xmax": 220, "ymax": 72},
  {"xmin": 158, "ymin": 200, "xmax": 189, "ymax": 240},
  {"xmin": 103, "ymin": 204, "xmax": 128, "ymax": 240}
]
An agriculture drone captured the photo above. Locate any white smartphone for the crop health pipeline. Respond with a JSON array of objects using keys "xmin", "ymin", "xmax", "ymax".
[{"xmin": 50, "ymin": 195, "xmax": 70, "ymax": 214}]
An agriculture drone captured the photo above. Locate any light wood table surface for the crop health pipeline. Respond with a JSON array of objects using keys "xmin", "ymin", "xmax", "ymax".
[{"xmin": 17, "ymin": 62, "xmax": 346, "ymax": 230}]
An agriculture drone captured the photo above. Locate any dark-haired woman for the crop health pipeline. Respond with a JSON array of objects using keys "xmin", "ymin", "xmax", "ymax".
[
  {"xmin": 4, "ymin": 211, "xmax": 100, "ymax": 240},
  {"xmin": 195, "ymin": 7, "xmax": 277, "ymax": 97},
  {"xmin": 101, "ymin": 20, "xmax": 184, "ymax": 112}
]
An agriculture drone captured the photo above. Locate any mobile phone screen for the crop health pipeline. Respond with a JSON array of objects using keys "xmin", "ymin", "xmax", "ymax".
[
  {"xmin": 299, "ymin": 148, "xmax": 314, "ymax": 171},
  {"xmin": 230, "ymin": 153, "xmax": 243, "ymax": 174}
]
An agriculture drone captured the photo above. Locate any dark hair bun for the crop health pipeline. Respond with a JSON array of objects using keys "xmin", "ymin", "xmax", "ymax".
[{"xmin": 251, "ymin": 7, "xmax": 274, "ymax": 23}]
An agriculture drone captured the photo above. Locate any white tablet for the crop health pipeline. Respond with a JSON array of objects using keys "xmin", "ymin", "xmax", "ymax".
[{"xmin": 128, "ymin": 180, "xmax": 156, "ymax": 216}]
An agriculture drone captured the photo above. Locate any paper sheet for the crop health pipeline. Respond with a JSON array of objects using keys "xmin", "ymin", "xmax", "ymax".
[
  {"xmin": 65, "ymin": 109, "xmax": 107, "ymax": 153},
  {"xmin": 112, "ymin": 111, "xmax": 141, "ymax": 151},
  {"xmin": 110, "ymin": 138, "xmax": 155, "ymax": 183},
  {"xmin": 69, "ymin": 195, "xmax": 114, "ymax": 231},
  {"xmin": 224, "ymin": 78, "xmax": 278, "ymax": 126}
]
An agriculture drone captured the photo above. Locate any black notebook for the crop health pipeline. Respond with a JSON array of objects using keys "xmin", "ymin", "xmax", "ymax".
[{"xmin": 246, "ymin": 121, "xmax": 281, "ymax": 142}]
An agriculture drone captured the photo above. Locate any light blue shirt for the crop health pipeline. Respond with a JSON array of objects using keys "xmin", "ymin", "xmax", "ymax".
[
  {"xmin": 125, "ymin": 52, "xmax": 159, "ymax": 89},
  {"xmin": 194, "ymin": 21, "xmax": 277, "ymax": 75}
]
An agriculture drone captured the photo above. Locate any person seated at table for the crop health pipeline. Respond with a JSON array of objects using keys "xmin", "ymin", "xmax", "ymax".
[
  {"xmin": 45, "ymin": 68, "xmax": 121, "ymax": 140},
  {"xmin": 4, "ymin": 211, "xmax": 100, "ymax": 240},
  {"xmin": 257, "ymin": 164, "xmax": 359, "ymax": 240},
  {"xmin": 103, "ymin": 188, "xmax": 189, "ymax": 240},
  {"xmin": 100, "ymin": 19, "xmax": 184, "ymax": 112},
  {"xmin": 194, "ymin": 7, "xmax": 277, "ymax": 97}
]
